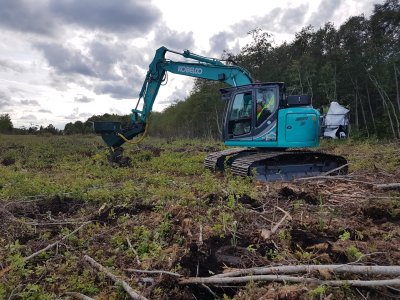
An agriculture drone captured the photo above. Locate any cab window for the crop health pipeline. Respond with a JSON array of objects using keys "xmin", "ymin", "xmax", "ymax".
[
  {"xmin": 228, "ymin": 92, "xmax": 252, "ymax": 136},
  {"xmin": 256, "ymin": 88, "xmax": 277, "ymax": 127}
]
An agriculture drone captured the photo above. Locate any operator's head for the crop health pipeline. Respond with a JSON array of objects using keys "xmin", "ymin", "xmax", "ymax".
[
  {"xmin": 258, "ymin": 91, "xmax": 267, "ymax": 104},
  {"xmin": 266, "ymin": 90, "xmax": 274, "ymax": 101}
]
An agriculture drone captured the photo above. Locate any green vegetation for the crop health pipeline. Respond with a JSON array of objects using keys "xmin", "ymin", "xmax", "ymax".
[
  {"xmin": 0, "ymin": 134, "xmax": 257, "ymax": 298},
  {"xmin": 346, "ymin": 245, "xmax": 364, "ymax": 262},
  {"xmin": 64, "ymin": 114, "xmax": 131, "ymax": 135},
  {"xmin": 0, "ymin": 114, "xmax": 13, "ymax": 133},
  {"xmin": 308, "ymin": 285, "xmax": 328, "ymax": 298},
  {"xmin": 0, "ymin": 134, "xmax": 399, "ymax": 299}
]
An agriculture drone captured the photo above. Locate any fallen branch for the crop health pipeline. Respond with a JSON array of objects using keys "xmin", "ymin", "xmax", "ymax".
[
  {"xmin": 261, "ymin": 206, "xmax": 292, "ymax": 240},
  {"xmin": 64, "ymin": 292, "xmax": 95, "ymax": 300},
  {"xmin": 126, "ymin": 237, "xmax": 141, "ymax": 266},
  {"xmin": 328, "ymin": 194, "xmax": 400, "ymax": 200},
  {"xmin": 83, "ymin": 255, "xmax": 148, "ymax": 300},
  {"xmin": 201, "ymin": 283, "xmax": 219, "ymax": 298},
  {"xmin": 294, "ymin": 176, "xmax": 375, "ymax": 186},
  {"xmin": 322, "ymin": 163, "xmax": 349, "ymax": 176},
  {"xmin": 25, "ymin": 222, "xmax": 91, "ymax": 261},
  {"xmin": 199, "ymin": 224, "xmax": 203, "ymax": 245},
  {"xmin": 125, "ymin": 268, "xmax": 182, "ymax": 277},
  {"xmin": 211, "ymin": 264, "xmax": 400, "ymax": 278},
  {"xmin": 22, "ymin": 221, "xmax": 90, "ymax": 226},
  {"xmin": 373, "ymin": 183, "xmax": 400, "ymax": 190},
  {"xmin": 0, "ymin": 221, "xmax": 91, "ymax": 278},
  {"xmin": 3, "ymin": 193, "xmax": 74, "ymax": 208},
  {"xmin": 180, "ymin": 274, "xmax": 400, "ymax": 287}
]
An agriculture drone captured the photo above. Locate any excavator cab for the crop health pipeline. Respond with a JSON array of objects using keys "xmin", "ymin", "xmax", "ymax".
[
  {"xmin": 222, "ymin": 83, "xmax": 282, "ymax": 144},
  {"xmin": 221, "ymin": 82, "xmax": 321, "ymax": 149}
]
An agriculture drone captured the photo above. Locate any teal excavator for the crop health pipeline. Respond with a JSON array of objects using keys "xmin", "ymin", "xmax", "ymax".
[{"xmin": 94, "ymin": 46, "xmax": 347, "ymax": 181}]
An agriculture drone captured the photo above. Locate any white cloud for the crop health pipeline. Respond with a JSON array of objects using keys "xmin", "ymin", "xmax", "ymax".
[
  {"xmin": 19, "ymin": 114, "xmax": 38, "ymax": 121},
  {"xmin": 75, "ymin": 96, "xmax": 94, "ymax": 103},
  {"xmin": 20, "ymin": 99, "xmax": 40, "ymax": 106},
  {"xmin": 38, "ymin": 109, "xmax": 52, "ymax": 113}
]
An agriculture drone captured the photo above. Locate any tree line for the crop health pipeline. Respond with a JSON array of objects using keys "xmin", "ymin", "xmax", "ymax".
[
  {"xmin": 0, "ymin": 113, "xmax": 62, "ymax": 135},
  {"xmin": 0, "ymin": 113, "xmax": 130, "ymax": 135},
  {"xmin": 63, "ymin": 114, "xmax": 131, "ymax": 135}
]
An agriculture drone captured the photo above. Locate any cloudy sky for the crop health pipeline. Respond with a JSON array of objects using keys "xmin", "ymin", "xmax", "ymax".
[{"xmin": 0, "ymin": 0, "xmax": 382, "ymax": 129}]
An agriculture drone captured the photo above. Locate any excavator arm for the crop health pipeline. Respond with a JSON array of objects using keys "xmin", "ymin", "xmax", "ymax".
[{"xmin": 94, "ymin": 46, "xmax": 253, "ymax": 148}]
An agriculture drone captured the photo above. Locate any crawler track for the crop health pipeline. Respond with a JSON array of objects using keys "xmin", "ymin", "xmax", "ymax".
[
  {"xmin": 203, "ymin": 147, "xmax": 250, "ymax": 170},
  {"xmin": 204, "ymin": 149, "xmax": 348, "ymax": 181}
]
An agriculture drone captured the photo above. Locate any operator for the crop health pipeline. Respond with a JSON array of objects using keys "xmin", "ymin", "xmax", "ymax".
[{"xmin": 256, "ymin": 90, "xmax": 275, "ymax": 125}]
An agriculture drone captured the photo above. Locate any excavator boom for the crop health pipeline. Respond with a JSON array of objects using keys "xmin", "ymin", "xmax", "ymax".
[{"xmin": 94, "ymin": 46, "xmax": 252, "ymax": 148}]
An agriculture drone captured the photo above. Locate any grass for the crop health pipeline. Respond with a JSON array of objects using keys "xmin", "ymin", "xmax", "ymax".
[
  {"xmin": 0, "ymin": 134, "xmax": 399, "ymax": 299},
  {"xmin": 321, "ymin": 138, "xmax": 400, "ymax": 173}
]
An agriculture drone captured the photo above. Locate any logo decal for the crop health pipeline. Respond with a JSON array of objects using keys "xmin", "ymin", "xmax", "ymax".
[{"xmin": 177, "ymin": 66, "xmax": 203, "ymax": 75}]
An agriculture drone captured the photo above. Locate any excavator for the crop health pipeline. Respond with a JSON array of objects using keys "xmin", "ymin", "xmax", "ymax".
[{"xmin": 93, "ymin": 46, "xmax": 347, "ymax": 181}]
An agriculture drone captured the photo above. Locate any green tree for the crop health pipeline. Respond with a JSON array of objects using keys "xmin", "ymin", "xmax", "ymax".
[{"xmin": 0, "ymin": 114, "xmax": 13, "ymax": 133}]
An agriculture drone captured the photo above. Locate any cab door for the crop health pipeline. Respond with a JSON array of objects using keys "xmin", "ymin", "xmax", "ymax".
[
  {"xmin": 224, "ymin": 90, "xmax": 254, "ymax": 141},
  {"xmin": 252, "ymin": 86, "xmax": 279, "ymax": 142}
]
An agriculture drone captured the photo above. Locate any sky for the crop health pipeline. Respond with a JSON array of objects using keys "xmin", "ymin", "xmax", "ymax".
[{"xmin": 0, "ymin": 0, "xmax": 383, "ymax": 129}]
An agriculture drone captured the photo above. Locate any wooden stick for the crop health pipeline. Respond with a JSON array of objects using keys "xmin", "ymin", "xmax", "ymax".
[
  {"xmin": 22, "ymin": 221, "xmax": 90, "ymax": 226},
  {"xmin": 0, "ymin": 221, "xmax": 91, "ymax": 278},
  {"xmin": 201, "ymin": 283, "xmax": 219, "ymax": 298},
  {"xmin": 180, "ymin": 274, "xmax": 400, "ymax": 287},
  {"xmin": 261, "ymin": 206, "xmax": 292, "ymax": 240},
  {"xmin": 275, "ymin": 206, "xmax": 292, "ymax": 220},
  {"xmin": 125, "ymin": 268, "xmax": 182, "ymax": 277},
  {"xmin": 322, "ymin": 163, "xmax": 349, "ymax": 176},
  {"xmin": 199, "ymin": 224, "xmax": 203, "ymax": 245},
  {"xmin": 294, "ymin": 176, "xmax": 375, "ymax": 186},
  {"xmin": 126, "ymin": 237, "xmax": 141, "ymax": 266},
  {"xmin": 25, "ymin": 222, "xmax": 91, "ymax": 261},
  {"xmin": 83, "ymin": 255, "xmax": 148, "ymax": 300},
  {"xmin": 64, "ymin": 292, "xmax": 95, "ymax": 300},
  {"xmin": 374, "ymin": 183, "xmax": 400, "ymax": 190},
  {"xmin": 211, "ymin": 264, "xmax": 400, "ymax": 278},
  {"xmin": 270, "ymin": 214, "xmax": 290, "ymax": 234}
]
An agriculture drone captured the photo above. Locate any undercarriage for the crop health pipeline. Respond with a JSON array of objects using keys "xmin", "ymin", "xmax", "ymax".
[{"xmin": 204, "ymin": 148, "xmax": 348, "ymax": 181}]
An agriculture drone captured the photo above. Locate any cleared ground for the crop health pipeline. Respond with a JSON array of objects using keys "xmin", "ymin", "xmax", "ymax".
[{"xmin": 0, "ymin": 135, "xmax": 399, "ymax": 299}]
